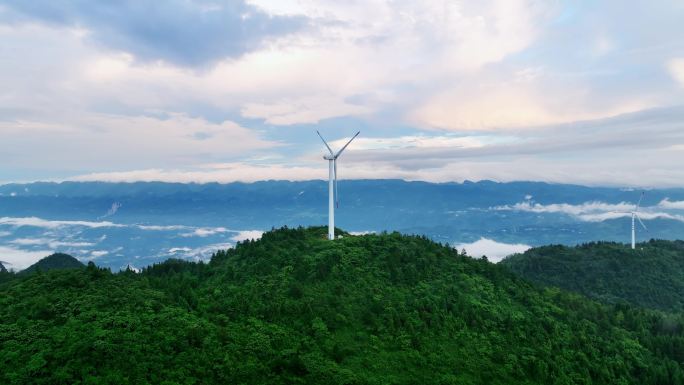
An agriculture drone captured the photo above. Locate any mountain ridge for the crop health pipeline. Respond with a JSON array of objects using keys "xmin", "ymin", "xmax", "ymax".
[
  {"xmin": 501, "ymin": 239, "xmax": 684, "ymax": 311},
  {"xmin": 1, "ymin": 227, "xmax": 683, "ymax": 384}
]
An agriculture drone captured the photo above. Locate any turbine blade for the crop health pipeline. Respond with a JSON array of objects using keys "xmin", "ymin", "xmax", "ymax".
[
  {"xmin": 317, "ymin": 130, "xmax": 334, "ymax": 155},
  {"xmin": 635, "ymin": 191, "xmax": 645, "ymax": 212},
  {"xmin": 636, "ymin": 214, "xmax": 648, "ymax": 231},
  {"xmin": 334, "ymin": 159, "xmax": 339, "ymax": 208},
  {"xmin": 334, "ymin": 131, "xmax": 360, "ymax": 158}
]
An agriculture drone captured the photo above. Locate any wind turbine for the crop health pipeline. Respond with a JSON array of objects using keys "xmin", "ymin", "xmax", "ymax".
[
  {"xmin": 629, "ymin": 192, "xmax": 648, "ymax": 250},
  {"xmin": 317, "ymin": 130, "xmax": 360, "ymax": 240}
]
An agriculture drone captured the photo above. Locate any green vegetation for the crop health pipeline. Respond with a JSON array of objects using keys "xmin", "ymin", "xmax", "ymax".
[
  {"xmin": 1, "ymin": 227, "xmax": 684, "ymax": 384},
  {"xmin": 0, "ymin": 262, "xmax": 10, "ymax": 285},
  {"xmin": 501, "ymin": 240, "xmax": 684, "ymax": 311},
  {"xmin": 20, "ymin": 252, "xmax": 85, "ymax": 275}
]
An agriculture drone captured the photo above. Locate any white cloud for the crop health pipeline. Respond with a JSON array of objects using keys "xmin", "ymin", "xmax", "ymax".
[
  {"xmin": 9, "ymin": 238, "xmax": 94, "ymax": 248},
  {"xmin": 8, "ymin": 238, "xmax": 47, "ymax": 246},
  {"xmin": 494, "ymin": 200, "xmax": 684, "ymax": 223},
  {"xmin": 0, "ymin": 217, "xmax": 264, "ymax": 247},
  {"xmin": 455, "ymin": 238, "xmax": 531, "ymax": 263},
  {"xmin": 241, "ymin": 96, "xmax": 371, "ymax": 125},
  {"xmin": 164, "ymin": 242, "xmax": 235, "ymax": 262},
  {"xmin": 0, "ymin": 113, "xmax": 278, "ymax": 172},
  {"xmin": 136, "ymin": 224, "xmax": 190, "ymax": 231},
  {"xmin": 327, "ymin": 135, "xmax": 508, "ymax": 151},
  {"xmin": 63, "ymin": 144, "xmax": 684, "ymax": 187},
  {"xmin": 0, "ymin": 246, "xmax": 52, "ymax": 271},
  {"xmin": 180, "ymin": 227, "xmax": 230, "ymax": 238},
  {"xmin": 1, "ymin": 2, "xmax": 684, "ymax": 186},
  {"xmin": 668, "ymin": 58, "xmax": 684, "ymax": 87},
  {"xmin": 408, "ymin": 69, "xmax": 654, "ymax": 130},
  {"xmin": 230, "ymin": 230, "xmax": 264, "ymax": 242},
  {"xmin": 349, "ymin": 231, "xmax": 375, "ymax": 236},
  {"xmin": 69, "ymin": 164, "xmax": 323, "ymax": 183},
  {"xmin": 0, "ymin": 1, "xmax": 556, "ymax": 130},
  {"xmin": 168, "ymin": 247, "xmax": 192, "ymax": 253},
  {"xmin": 0, "ymin": 217, "xmax": 124, "ymax": 229},
  {"xmin": 658, "ymin": 198, "xmax": 684, "ymax": 210}
]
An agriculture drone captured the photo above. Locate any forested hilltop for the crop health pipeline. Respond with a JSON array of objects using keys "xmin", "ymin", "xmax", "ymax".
[
  {"xmin": 1, "ymin": 227, "xmax": 684, "ymax": 384},
  {"xmin": 501, "ymin": 240, "xmax": 684, "ymax": 312},
  {"xmin": 19, "ymin": 253, "xmax": 84, "ymax": 275}
]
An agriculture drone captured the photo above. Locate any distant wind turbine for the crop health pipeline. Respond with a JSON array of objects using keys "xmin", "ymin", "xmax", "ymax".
[
  {"xmin": 317, "ymin": 130, "xmax": 360, "ymax": 240},
  {"xmin": 629, "ymin": 192, "xmax": 648, "ymax": 250}
]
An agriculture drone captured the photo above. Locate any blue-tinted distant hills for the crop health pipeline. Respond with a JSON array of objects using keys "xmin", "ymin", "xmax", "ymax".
[{"xmin": 1, "ymin": 180, "xmax": 683, "ymax": 270}]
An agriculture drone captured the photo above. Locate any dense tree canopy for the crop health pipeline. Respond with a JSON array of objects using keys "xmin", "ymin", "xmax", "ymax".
[
  {"xmin": 1, "ymin": 227, "xmax": 683, "ymax": 384},
  {"xmin": 501, "ymin": 240, "xmax": 684, "ymax": 311}
]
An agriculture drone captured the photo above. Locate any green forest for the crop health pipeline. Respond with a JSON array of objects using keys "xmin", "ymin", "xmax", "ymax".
[
  {"xmin": 1, "ymin": 227, "xmax": 684, "ymax": 384},
  {"xmin": 502, "ymin": 240, "xmax": 684, "ymax": 312}
]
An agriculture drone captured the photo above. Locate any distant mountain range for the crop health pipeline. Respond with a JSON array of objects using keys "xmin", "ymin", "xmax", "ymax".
[{"xmin": 1, "ymin": 180, "xmax": 683, "ymax": 270}]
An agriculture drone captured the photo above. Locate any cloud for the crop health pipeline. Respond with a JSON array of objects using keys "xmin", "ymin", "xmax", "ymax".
[
  {"xmin": 0, "ymin": 217, "xmax": 263, "ymax": 244},
  {"xmin": 136, "ymin": 224, "xmax": 190, "ymax": 231},
  {"xmin": 60, "ymin": 106, "xmax": 684, "ymax": 187},
  {"xmin": 0, "ymin": 217, "xmax": 124, "ymax": 229},
  {"xmin": 0, "ymin": 113, "xmax": 278, "ymax": 173},
  {"xmin": 180, "ymin": 227, "xmax": 230, "ymax": 238},
  {"xmin": 455, "ymin": 238, "xmax": 531, "ymax": 263},
  {"xmin": 658, "ymin": 198, "xmax": 684, "ymax": 210},
  {"xmin": 1, "ymin": 1, "xmax": 684, "ymax": 186},
  {"xmin": 326, "ymin": 134, "xmax": 505, "ymax": 151},
  {"xmin": 409, "ymin": 78, "xmax": 653, "ymax": 130},
  {"xmin": 668, "ymin": 58, "xmax": 684, "ymax": 87},
  {"xmin": 150, "ymin": 225, "xmax": 260, "ymax": 240},
  {"xmin": 165, "ymin": 242, "xmax": 234, "ymax": 262},
  {"xmin": 9, "ymin": 238, "xmax": 95, "ymax": 248},
  {"xmin": 69, "ymin": 164, "xmax": 323, "ymax": 184},
  {"xmin": 349, "ymin": 231, "xmax": 375, "ymax": 236},
  {"xmin": 0, "ymin": 245, "xmax": 52, "ymax": 271},
  {"xmin": 493, "ymin": 200, "xmax": 684, "ymax": 223},
  {"xmin": 168, "ymin": 247, "xmax": 192, "ymax": 254},
  {"xmin": 1, "ymin": 0, "xmax": 307, "ymax": 66},
  {"xmin": 241, "ymin": 96, "xmax": 371, "ymax": 125},
  {"xmin": 231, "ymin": 230, "xmax": 264, "ymax": 242}
]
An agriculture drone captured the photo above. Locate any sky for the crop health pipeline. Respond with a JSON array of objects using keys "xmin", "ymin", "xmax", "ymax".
[{"xmin": 1, "ymin": 0, "xmax": 683, "ymax": 187}]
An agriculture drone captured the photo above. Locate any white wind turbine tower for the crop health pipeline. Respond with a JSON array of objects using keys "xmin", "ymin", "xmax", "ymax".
[
  {"xmin": 317, "ymin": 130, "xmax": 360, "ymax": 240},
  {"xmin": 629, "ymin": 192, "xmax": 648, "ymax": 250}
]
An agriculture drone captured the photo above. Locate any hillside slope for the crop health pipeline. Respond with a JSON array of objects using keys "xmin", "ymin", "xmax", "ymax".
[
  {"xmin": 501, "ymin": 240, "xmax": 684, "ymax": 311},
  {"xmin": 1, "ymin": 228, "xmax": 683, "ymax": 384},
  {"xmin": 20, "ymin": 253, "xmax": 84, "ymax": 274}
]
